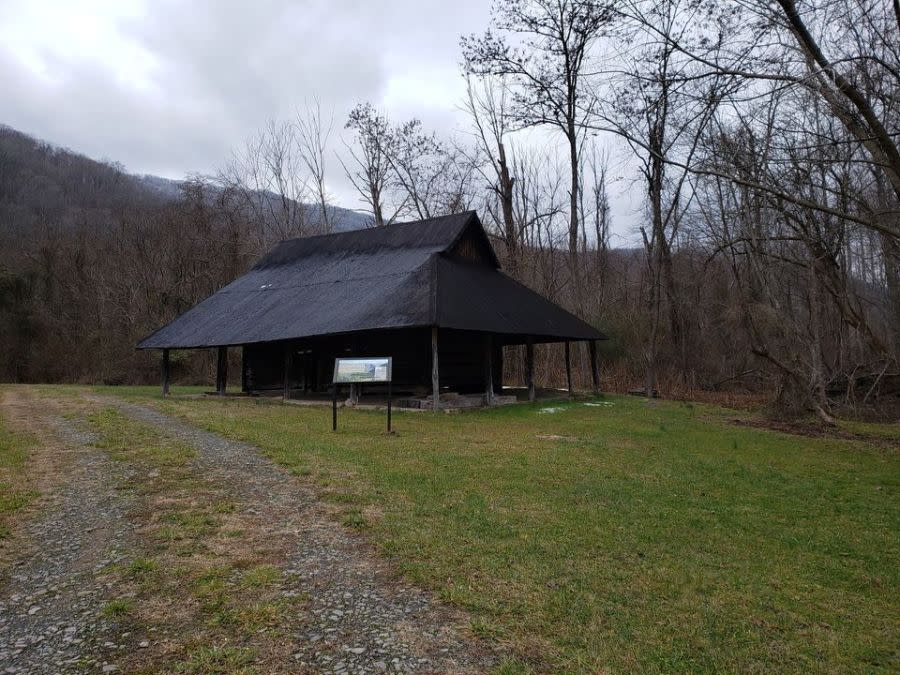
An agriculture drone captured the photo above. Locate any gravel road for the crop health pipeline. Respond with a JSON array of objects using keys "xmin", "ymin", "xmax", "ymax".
[
  {"xmin": 104, "ymin": 398, "xmax": 493, "ymax": 674},
  {"xmin": 0, "ymin": 390, "xmax": 494, "ymax": 674},
  {"xmin": 0, "ymin": 410, "xmax": 137, "ymax": 675}
]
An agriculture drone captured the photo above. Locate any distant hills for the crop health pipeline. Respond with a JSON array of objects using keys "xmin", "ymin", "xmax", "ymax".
[
  {"xmin": 132, "ymin": 171, "xmax": 373, "ymax": 233},
  {"xmin": 0, "ymin": 124, "xmax": 373, "ymax": 237}
]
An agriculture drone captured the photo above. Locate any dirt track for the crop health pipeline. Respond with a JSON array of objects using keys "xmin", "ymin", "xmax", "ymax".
[{"xmin": 0, "ymin": 390, "xmax": 137, "ymax": 673}]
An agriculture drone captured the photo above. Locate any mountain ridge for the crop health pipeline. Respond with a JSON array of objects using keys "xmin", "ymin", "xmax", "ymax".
[{"xmin": 0, "ymin": 123, "xmax": 373, "ymax": 236}]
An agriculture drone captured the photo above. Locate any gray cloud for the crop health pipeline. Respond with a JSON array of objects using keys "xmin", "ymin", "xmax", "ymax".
[
  {"xmin": 0, "ymin": 0, "xmax": 638, "ymax": 238},
  {"xmin": 0, "ymin": 1, "xmax": 485, "ymax": 174}
]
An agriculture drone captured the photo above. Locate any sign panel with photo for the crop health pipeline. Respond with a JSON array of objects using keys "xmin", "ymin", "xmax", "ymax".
[{"xmin": 333, "ymin": 357, "xmax": 392, "ymax": 383}]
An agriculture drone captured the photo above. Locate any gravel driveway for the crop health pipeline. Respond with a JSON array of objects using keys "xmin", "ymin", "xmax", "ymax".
[
  {"xmin": 0, "ymin": 405, "xmax": 137, "ymax": 674},
  {"xmin": 1, "ymin": 390, "xmax": 494, "ymax": 674}
]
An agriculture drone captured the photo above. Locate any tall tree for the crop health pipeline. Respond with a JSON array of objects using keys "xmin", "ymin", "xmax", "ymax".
[
  {"xmin": 296, "ymin": 99, "xmax": 336, "ymax": 233},
  {"xmin": 462, "ymin": 0, "xmax": 613, "ymax": 271},
  {"xmin": 595, "ymin": 0, "xmax": 727, "ymax": 393},
  {"xmin": 342, "ymin": 103, "xmax": 393, "ymax": 227},
  {"xmin": 463, "ymin": 74, "xmax": 520, "ymax": 270},
  {"xmin": 621, "ymin": 0, "xmax": 900, "ymax": 241}
]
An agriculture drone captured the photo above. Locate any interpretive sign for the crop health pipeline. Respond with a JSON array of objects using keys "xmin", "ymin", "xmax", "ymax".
[
  {"xmin": 332, "ymin": 357, "xmax": 393, "ymax": 432},
  {"xmin": 333, "ymin": 357, "xmax": 392, "ymax": 383}
]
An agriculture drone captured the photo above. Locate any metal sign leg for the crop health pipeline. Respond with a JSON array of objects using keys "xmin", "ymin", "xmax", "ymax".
[{"xmin": 387, "ymin": 380, "xmax": 392, "ymax": 433}]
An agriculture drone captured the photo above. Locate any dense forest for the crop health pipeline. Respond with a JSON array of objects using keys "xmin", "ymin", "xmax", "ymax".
[{"xmin": 1, "ymin": 0, "xmax": 898, "ymax": 419}]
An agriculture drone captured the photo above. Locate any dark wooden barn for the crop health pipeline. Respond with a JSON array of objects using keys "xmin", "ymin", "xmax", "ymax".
[{"xmin": 137, "ymin": 211, "xmax": 605, "ymax": 407}]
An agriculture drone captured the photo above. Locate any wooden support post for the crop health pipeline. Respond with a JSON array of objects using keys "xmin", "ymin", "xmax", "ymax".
[
  {"xmin": 161, "ymin": 349, "xmax": 170, "ymax": 398},
  {"xmin": 216, "ymin": 346, "xmax": 227, "ymax": 396},
  {"xmin": 282, "ymin": 342, "xmax": 292, "ymax": 401},
  {"xmin": 484, "ymin": 333, "xmax": 494, "ymax": 406},
  {"xmin": 431, "ymin": 326, "xmax": 440, "ymax": 411},
  {"xmin": 526, "ymin": 337, "xmax": 535, "ymax": 402},
  {"xmin": 301, "ymin": 352, "xmax": 308, "ymax": 393},
  {"xmin": 589, "ymin": 340, "xmax": 600, "ymax": 395},
  {"xmin": 565, "ymin": 340, "xmax": 573, "ymax": 398}
]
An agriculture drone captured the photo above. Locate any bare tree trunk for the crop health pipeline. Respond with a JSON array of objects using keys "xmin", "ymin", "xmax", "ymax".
[
  {"xmin": 807, "ymin": 261, "xmax": 832, "ymax": 420},
  {"xmin": 881, "ymin": 231, "xmax": 900, "ymax": 358},
  {"xmin": 498, "ymin": 140, "xmax": 518, "ymax": 271},
  {"xmin": 568, "ymin": 128, "xmax": 580, "ymax": 266},
  {"xmin": 642, "ymin": 226, "xmax": 661, "ymax": 398}
]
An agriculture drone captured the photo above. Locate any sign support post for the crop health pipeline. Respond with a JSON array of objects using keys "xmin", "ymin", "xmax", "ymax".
[
  {"xmin": 332, "ymin": 356, "xmax": 393, "ymax": 433},
  {"xmin": 387, "ymin": 379, "xmax": 392, "ymax": 433},
  {"xmin": 332, "ymin": 382, "xmax": 338, "ymax": 431}
]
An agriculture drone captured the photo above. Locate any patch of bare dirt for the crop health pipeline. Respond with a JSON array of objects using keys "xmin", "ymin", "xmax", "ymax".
[{"xmin": 726, "ymin": 416, "xmax": 899, "ymax": 449}]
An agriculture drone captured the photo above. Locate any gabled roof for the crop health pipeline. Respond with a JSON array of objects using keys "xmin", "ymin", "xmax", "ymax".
[{"xmin": 137, "ymin": 211, "xmax": 604, "ymax": 349}]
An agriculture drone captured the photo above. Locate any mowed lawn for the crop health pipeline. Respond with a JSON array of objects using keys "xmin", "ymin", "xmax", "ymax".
[{"xmin": 107, "ymin": 388, "xmax": 898, "ymax": 673}]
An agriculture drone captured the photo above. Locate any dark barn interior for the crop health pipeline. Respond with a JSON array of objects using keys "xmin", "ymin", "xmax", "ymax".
[
  {"xmin": 138, "ymin": 211, "xmax": 605, "ymax": 408},
  {"xmin": 242, "ymin": 328, "xmax": 504, "ymax": 397}
]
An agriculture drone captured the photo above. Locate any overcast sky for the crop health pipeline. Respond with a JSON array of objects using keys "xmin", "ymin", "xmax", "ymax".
[{"xmin": 0, "ymin": 0, "xmax": 640, "ymax": 242}]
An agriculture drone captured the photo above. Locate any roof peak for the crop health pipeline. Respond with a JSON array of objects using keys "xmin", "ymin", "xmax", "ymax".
[
  {"xmin": 254, "ymin": 211, "xmax": 491, "ymax": 270},
  {"xmin": 276, "ymin": 210, "xmax": 478, "ymax": 247}
]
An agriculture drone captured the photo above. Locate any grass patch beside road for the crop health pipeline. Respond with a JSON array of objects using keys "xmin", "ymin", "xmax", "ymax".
[
  {"xmin": 75, "ymin": 404, "xmax": 306, "ymax": 674},
  {"xmin": 140, "ymin": 392, "xmax": 900, "ymax": 674},
  {"xmin": 90, "ymin": 384, "xmax": 208, "ymax": 401},
  {"xmin": 0, "ymin": 406, "xmax": 39, "ymax": 539},
  {"xmin": 86, "ymin": 406, "xmax": 197, "ymax": 468}
]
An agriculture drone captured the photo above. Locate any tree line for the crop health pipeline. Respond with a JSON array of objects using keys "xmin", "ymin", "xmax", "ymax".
[{"xmin": 1, "ymin": 0, "xmax": 897, "ymax": 418}]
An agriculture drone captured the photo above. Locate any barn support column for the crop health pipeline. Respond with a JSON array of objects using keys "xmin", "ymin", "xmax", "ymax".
[
  {"xmin": 161, "ymin": 349, "xmax": 170, "ymax": 398},
  {"xmin": 589, "ymin": 340, "xmax": 600, "ymax": 395},
  {"xmin": 216, "ymin": 346, "xmax": 227, "ymax": 396},
  {"xmin": 526, "ymin": 337, "xmax": 535, "ymax": 402},
  {"xmin": 431, "ymin": 326, "xmax": 440, "ymax": 411},
  {"xmin": 282, "ymin": 342, "xmax": 292, "ymax": 401},
  {"xmin": 483, "ymin": 333, "xmax": 494, "ymax": 406},
  {"xmin": 565, "ymin": 341, "xmax": 573, "ymax": 399}
]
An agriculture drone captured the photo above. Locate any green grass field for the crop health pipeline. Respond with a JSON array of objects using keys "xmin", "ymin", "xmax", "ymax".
[{"xmin": 87, "ymin": 388, "xmax": 899, "ymax": 673}]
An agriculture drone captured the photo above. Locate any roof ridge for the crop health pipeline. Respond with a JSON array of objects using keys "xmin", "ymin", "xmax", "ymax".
[
  {"xmin": 273, "ymin": 210, "xmax": 477, "ymax": 247},
  {"xmin": 252, "ymin": 211, "xmax": 479, "ymax": 270}
]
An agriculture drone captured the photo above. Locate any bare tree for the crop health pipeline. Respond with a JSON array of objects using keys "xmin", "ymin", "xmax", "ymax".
[
  {"xmin": 383, "ymin": 119, "xmax": 478, "ymax": 220},
  {"xmin": 342, "ymin": 103, "xmax": 394, "ymax": 226},
  {"xmin": 462, "ymin": 0, "xmax": 614, "ymax": 271},
  {"xmin": 218, "ymin": 120, "xmax": 309, "ymax": 251},
  {"xmin": 691, "ymin": 77, "xmax": 897, "ymax": 418},
  {"xmin": 584, "ymin": 143, "xmax": 611, "ymax": 306},
  {"xmin": 592, "ymin": 0, "xmax": 728, "ymax": 394},
  {"xmin": 217, "ymin": 102, "xmax": 340, "ymax": 249},
  {"xmin": 463, "ymin": 74, "xmax": 520, "ymax": 269},
  {"xmin": 616, "ymin": 0, "xmax": 900, "ymax": 241},
  {"xmin": 296, "ymin": 99, "xmax": 336, "ymax": 233}
]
